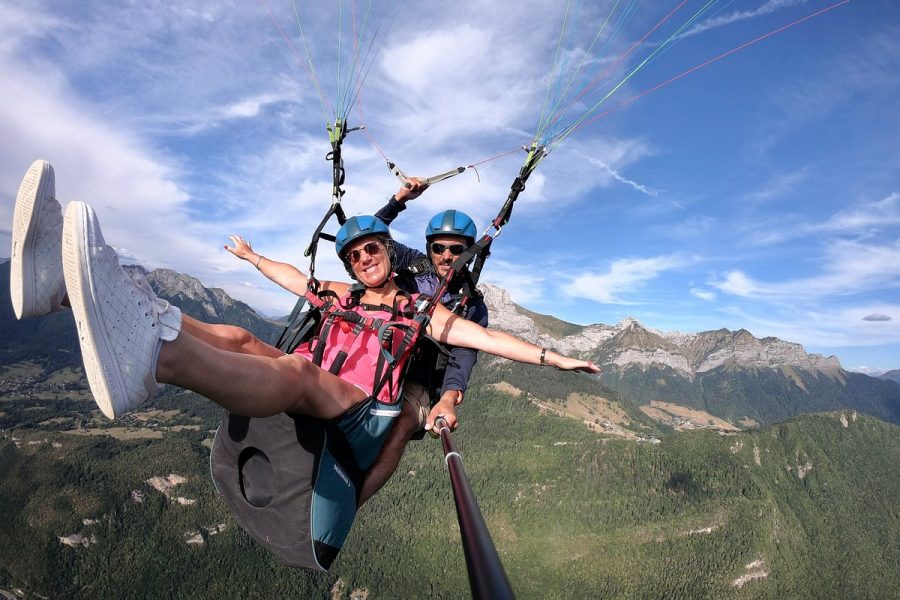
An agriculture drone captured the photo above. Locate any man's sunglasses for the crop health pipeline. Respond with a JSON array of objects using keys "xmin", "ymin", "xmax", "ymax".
[
  {"xmin": 430, "ymin": 242, "xmax": 466, "ymax": 256},
  {"xmin": 346, "ymin": 241, "xmax": 383, "ymax": 265}
]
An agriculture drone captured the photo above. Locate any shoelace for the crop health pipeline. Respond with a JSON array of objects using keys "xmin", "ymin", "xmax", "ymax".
[{"xmin": 127, "ymin": 271, "xmax": 181, "ymax": 338}]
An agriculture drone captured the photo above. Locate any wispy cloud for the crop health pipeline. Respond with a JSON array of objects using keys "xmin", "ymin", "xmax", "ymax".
[
  {"xmin": 568, "ymin": 254, "xmax": 691, "ymax": 304},
  {"xmin": 584, "ymin": 156, "xmax": 659, "ymax": 198},
  {"xmin": 812, "ymin": 193, "xmax": 900, "ymax": 235},
  {"xmin": 738, "ymin": 192, "xmax": 900, "ymax": 247},
  {"xmin": 690, "ymin": 288, "xmax": 716, "ymax": 301},
  {"xmin": 710, "ymin": 239, "xmax": 900, "ymax": 301},
  {"xmin": 744, "ymin": 169, "xmax": 809, "ymax": 204},
  {"xmin": 682, "ymin": 0, "xmax": 809, "ymax": 39}
]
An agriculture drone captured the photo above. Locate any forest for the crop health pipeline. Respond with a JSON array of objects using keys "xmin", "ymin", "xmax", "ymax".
[{"xmin": 1, "ymin": 369, "xmax": 898, "ymax": 599}]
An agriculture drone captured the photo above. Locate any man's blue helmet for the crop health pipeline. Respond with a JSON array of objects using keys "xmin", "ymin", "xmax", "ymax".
[
  {"xmin": 335, "ymin": 215, "xmax": 391, "ymax": 258},
  {"xmin": 425, "ymin": 210, "xmax": 477, "ymax": 244}
]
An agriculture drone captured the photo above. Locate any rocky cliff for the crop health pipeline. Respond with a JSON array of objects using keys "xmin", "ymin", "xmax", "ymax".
[{"xmin": 480, "ymin": 283, "xmax": 842, "ymax": 375}]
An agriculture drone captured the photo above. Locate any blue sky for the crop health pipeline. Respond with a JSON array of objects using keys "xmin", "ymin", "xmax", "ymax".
[{"xmin": 1, "ymin": 0, "xmax": 898, "ymax": 374}]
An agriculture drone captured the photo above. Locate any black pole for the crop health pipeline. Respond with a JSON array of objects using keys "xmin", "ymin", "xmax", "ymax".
[{"xmin": 435, "ymin": 418, "xmax": 515, "ymax": 600}]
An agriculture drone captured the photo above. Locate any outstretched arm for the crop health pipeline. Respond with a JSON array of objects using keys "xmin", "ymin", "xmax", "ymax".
[
  {"xmin": 428, "ymin": 303, "xmax": 598, "ymax": 372},
  {"xmin": 225, "ymin": 235, "xmax": 350, "ymax": 297}
]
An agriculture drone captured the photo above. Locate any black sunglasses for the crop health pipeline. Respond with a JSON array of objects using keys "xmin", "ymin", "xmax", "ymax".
[
  {"xmin": 430, "ymin": 242, "xmax": 466, "ymax": 255},
  {"xmin": 346, "ymin": 241, "xmax": 383, "ymax": 265}
]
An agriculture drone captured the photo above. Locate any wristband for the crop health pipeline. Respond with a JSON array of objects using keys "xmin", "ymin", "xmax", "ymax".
[
  {"xmin": 255, "ymin": 255, "xmax": 263, "ymax": 269},
  {"xmin": 540, "ymin": 348, "xmax": 547, "ymax": 365}
]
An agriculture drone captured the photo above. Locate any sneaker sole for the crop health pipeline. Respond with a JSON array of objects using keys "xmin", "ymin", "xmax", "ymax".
[
  {"xmin": 10, "ymin": 160, "xmax": 54, "ymax": 319},
  {"xmin": 62, "ymin": 202, "xmax": 125, "ymax": 419}
]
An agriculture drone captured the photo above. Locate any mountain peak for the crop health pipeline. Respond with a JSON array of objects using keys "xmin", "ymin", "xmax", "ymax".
[{"xmin": 617, "ymin": 316, "xmax": 644, "ymax": 331}]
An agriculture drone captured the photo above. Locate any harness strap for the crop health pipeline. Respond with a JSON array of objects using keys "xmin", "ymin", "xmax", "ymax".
[{"xmin": 299, "ymin": 286, "xmax": 425, "ymax": 404}]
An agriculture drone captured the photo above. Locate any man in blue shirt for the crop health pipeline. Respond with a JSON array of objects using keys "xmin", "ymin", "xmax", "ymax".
[
  {"xmin": 377, "ymin": 182, "xmax": 489, "ymax": 405},
  {"xmin": 358, "ymin": 180, "xmax": 490, "ymax": 503}
]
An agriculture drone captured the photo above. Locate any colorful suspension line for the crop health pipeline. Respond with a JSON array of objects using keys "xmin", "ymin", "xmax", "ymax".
[
  {"xmin": 540, "ymin": 0, "xmax": 722, "ymax": 149},
  {"xmin": 558, "ymin": 0, "xmax": 855, "ymax": 143}
]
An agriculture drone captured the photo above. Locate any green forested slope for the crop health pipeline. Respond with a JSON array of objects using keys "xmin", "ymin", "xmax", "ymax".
[{"xmin": 1, "ymin": 383, "xmax": 897, "ymax": 599}]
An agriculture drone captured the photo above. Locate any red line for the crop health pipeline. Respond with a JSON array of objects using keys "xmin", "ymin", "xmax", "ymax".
[
  {"xmin": 566, "ymin": 0, "xmax": 691, "ymax": 112},
  {"xmin": 257, "ymin": 0, "xmax": 332, "ymax": 116},
  {"xmin": 468, "ymin": 146, "xmax": 527, "ymax": 168},
  {"xmin": 569, "ymin": 0, "xmax": 852, "ymax": 137}
]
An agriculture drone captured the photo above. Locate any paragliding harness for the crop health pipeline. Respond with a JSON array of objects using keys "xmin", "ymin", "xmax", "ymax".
[
  {"xmin": 211, "ymin": 283, "xmax": 431, "ymax": 571},
  {"xmin": 211, "ymin": 122, "xmax": 444, "ymax": 571}
]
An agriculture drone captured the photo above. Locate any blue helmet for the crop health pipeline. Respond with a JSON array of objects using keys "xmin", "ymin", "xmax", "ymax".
[
  {"xmin": 335, "ymin": 215, "xmax": 391, "ymax": 258},
  {"xmin": 425, "ymin": 210, "xmax": 477, "ymax": 244}
]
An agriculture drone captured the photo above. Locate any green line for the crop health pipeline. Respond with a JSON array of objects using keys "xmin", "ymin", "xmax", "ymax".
[
  {"xmin": 550, "ymin": 0, "xmax": 720, "ymax": 148},
  {"xmin": 533, "ymin": 0, "xmax": 575, "ymax": 144},
  {"xmin": 536, "ymin": 0, "xmax": 628, "ymax": 143},
  {"xmin": 290, "ymin": 0, "xmax": 333, "ymax": 126}
]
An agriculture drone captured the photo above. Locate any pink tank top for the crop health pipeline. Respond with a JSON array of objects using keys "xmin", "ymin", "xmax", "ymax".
[{"xmin": 293, "ymin": 292, "xmax": 420, "ymax": 404}]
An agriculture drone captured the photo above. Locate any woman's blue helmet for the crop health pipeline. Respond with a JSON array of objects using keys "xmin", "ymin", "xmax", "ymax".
[
  {"xmin": 425, "ymin": 210, "xmax": 477, "ymax": 244},
  {"xmin": 335, "ymin": 215, "xmax": 391, "ymax": 258}
]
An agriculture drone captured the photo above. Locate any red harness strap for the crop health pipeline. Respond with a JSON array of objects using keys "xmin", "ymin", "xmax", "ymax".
[{"xmin": 300, "ymin": 284, "xmax": 430, "ymax": 404}]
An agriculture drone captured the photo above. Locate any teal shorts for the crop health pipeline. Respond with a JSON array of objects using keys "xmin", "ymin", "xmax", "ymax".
[{"xmin": 334, "ymin": 395, "xmax": 402, "ymax": 472}]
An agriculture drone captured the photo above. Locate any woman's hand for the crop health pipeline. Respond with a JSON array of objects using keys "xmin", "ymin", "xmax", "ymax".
[
  {"xmin": 550, "ymin": 355, "xmax": 601, "ymax": 373},
  {"xmin": 225, "ymin": 235, "xmax": 258, "ymax": 263}
]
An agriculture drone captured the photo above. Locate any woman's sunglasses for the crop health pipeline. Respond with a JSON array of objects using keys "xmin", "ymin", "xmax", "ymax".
[
  {"xmin": 430, "ymin": 242, "xmax": 466, "ymax": 256},
  {"xmin": 346, "ymin": 241, "xmax": 383, "ymax": 265}
]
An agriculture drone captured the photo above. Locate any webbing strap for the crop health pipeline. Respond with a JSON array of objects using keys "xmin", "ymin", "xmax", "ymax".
[
  {"xmin": 302, "ymin": 119, "xmax": 362, "ymax": 279},
  {"xmin": 300, "ymin": 288, "xmax": 425, "ymax": 404}
]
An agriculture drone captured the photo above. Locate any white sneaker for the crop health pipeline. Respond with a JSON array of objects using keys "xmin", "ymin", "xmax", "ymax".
[
  {"xmin": 10, "ymin": 160, "xmax": 66, "ymax": 319},
  {"xmin": 62, "ymin": 201, "xmax": 182, "ymax": 419}
]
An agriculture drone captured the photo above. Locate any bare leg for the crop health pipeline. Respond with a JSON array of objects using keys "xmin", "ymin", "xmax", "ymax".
[
  {"xmin": 155, "ymin": 330, "xmax": 366, "ymax": 419},
  {"xmin": 357, "ymin": 400, "xmax": 420, "ymax": 506},
  {"xmin": 182, "ymin": 314, "xmax": 282, "ymax": 358}
]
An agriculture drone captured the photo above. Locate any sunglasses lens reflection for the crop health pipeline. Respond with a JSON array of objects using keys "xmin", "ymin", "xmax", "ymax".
[
  {"xmin": 431, "ymin": 243, "xmax": 465, "ymax": 255},
  {"xmin": 348, "ymin": 241, "xmax": 382, "ymax": 264}
]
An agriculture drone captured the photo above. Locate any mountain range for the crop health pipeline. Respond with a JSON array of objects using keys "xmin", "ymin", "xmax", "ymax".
[
  {"xmin": 477, "ymin": 284, "xmax": 899, "ymax": 428},
  {"xmin": 2, "ymin": 261, "xmax": 898, "ymax": 431}
]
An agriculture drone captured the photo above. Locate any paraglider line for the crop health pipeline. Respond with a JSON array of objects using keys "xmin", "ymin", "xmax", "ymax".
[{"xmin": 564, "ymin": 0, "xmax": 853, "ymax": 140}]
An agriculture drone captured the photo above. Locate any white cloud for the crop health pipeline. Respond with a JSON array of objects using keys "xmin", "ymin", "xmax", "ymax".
[
  {"xmin": 482, "ymin": 259, "xmax": 548, "ymax": 306},
  {"xmin": 813, "ymin": 193, "xmax": 900, "ymax": 235},
  {"xmin": 379, "ymin": 24, "xmax": 538, "ymax": 147},
  {"xmin": 735, "ymin": 191, "xmax": 900, "ymax": 249},
  {"xmin": 710, "ymin": 240, "xmax": 900, "ymax": 302},
  {"xmin": 681, "ymin": 0, "xmax": 808, "ymax": 39},
  {"xmin": 709, "ymin": 271, "xmax": 756, "ymax": 297},
  {"xmin": 744, "ymin": 169, "xmax": 809, "ymax": 204},
  {"xmin": 568, "ymin": 254, "xmax": 690, "ymax": 304},
  {"xmin": 690, "ymin": 288, "xmax": 716, "ymax": 301}
]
